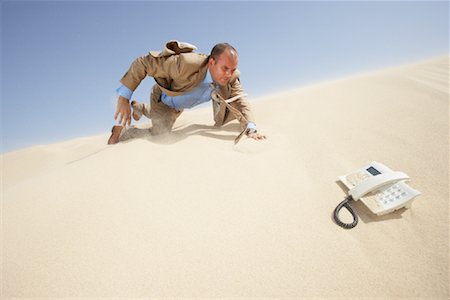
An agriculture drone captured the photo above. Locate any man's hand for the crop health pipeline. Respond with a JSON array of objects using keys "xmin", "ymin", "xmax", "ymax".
[
  {"xmin": 247, "ymin": 130, "xmax": 266, "ymax": 141},
  {"xmin": 114, "ymin": 96, "xmax": 132, "ymax": 126}
]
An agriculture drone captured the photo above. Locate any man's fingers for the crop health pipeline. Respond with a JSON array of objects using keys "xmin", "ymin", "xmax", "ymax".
[
  {"xmin": 118, "ymin": 113, "xmax": 124, "ymax": 126},
  {"xmin": 249, "ymin": 133, "xmax": 266, "ymax": 140},
  {"xmin": 114, "ymin": 99, "xmax": 132, "ymax": 126},
  {"xmin": 118, "ymin": 112, "xmax": 131, "ymax": 126}
]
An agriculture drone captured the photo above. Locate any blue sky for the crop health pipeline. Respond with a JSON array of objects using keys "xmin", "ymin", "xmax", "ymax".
[{"xmin": 1, "ymin": 1, "xmax": 448, "ymax": 153}]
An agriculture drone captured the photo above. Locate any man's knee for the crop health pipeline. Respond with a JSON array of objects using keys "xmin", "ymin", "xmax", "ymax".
[
  {"xmin": 151, "ymin": 126, "xmax": 171, "ymax": 136},
  {"xmin": 150, "ymin": 119, "xmax": 173, "ymax": 135}
]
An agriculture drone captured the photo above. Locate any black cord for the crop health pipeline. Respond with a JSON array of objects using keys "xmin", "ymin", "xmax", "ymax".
[{"xmin": 333, "ymin": 196, "xmax": 359, "ymax": 229}]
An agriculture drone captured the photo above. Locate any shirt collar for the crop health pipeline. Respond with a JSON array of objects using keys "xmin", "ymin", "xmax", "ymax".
[{"xmin": 204, "ymin": 69, "xmax": 213, "ymax": 84}]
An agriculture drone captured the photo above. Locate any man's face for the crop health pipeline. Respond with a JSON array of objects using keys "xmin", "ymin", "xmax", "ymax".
[{"xmin": 208, "ymin": 49, "xmax": 238, "ymax": 86}]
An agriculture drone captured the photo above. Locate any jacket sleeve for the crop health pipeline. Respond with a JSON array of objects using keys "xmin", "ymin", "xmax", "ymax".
[
  {"xmin": 229, "ymin": 77, "xmax": 255, "ymax": 127},
  {"xmin": 119, "ymin": 53, "xmax": 181, "ymax": 91}
]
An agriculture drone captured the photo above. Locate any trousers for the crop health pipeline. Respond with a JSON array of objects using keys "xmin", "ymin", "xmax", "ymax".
[{"xmin": 138, "ymin": 84, "xmax": 183, "ymax": 135}]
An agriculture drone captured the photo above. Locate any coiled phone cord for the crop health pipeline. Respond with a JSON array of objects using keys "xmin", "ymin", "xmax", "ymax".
[{"xmin": 333, "ymin": 196, "xmax": 359, "ymax": 229}]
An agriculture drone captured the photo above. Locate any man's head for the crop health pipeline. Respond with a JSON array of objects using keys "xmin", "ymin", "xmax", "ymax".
[{"xmin": 208, "ymin": 43, "xmax": 238, "ymax": 86}]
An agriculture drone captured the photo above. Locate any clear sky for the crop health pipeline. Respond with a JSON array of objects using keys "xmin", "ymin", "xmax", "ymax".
[{"xmin": 1, "ymin": 1, "xmax": 448, "ymax": 153}]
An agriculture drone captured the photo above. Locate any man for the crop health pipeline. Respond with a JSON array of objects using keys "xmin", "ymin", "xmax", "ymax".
[{"xmin": 108, "ymin": 40, "xmax": 265, "ymax": 144}]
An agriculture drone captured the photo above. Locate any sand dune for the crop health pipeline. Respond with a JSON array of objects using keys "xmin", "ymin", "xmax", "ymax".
[{"xmin": 2, "ymin": 56, "xmax": 449, "ymax": 298}]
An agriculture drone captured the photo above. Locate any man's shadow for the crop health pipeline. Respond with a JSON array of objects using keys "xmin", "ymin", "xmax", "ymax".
[{"xmin": 119, "ymin": 122, "xmax": 241, "ymax": 145}]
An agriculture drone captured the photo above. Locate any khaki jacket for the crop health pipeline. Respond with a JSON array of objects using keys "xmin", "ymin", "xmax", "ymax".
[{"xmin": 120, "ymin": 41, "xmax": 254, "ymax": 128}]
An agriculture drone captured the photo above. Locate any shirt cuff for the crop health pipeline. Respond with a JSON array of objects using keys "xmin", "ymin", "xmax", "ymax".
[
  {"xmin": 116, "ymin": 84, "xmax": 133, "ymax": 100},
  {"xmin": 246, "ymin": 122, "xmax": 257, "ymax": 131}
]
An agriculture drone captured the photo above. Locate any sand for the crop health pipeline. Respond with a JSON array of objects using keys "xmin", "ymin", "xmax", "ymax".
[{"xmin": 2, "ymin": 56, "xmax": 449, "ymax": 298}]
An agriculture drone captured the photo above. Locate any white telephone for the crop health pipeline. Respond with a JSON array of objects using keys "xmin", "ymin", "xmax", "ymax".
[{"xmin": 333, "ymin": 161, "xmax": 421, "ymax": 229}]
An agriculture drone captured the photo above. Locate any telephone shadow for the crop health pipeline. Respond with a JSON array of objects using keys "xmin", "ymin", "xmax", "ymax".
[
  {"xmin": 334, "ymin": 181, "xmax": 407, "ymax": 225},
  {"xmin": 119, "ymin": 122, "xmax": 242, "ymax": 145}
]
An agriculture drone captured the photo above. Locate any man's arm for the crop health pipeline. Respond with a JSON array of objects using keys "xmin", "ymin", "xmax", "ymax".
[
  {"xmin": 228, "ymin": 77, "xmax": 254, "ymax": 126},
  {"xmin": 114, "ymin": 53, "xmax": 181, "ymax": 126},
  {"xmin": 229, "ymin": 77, "xmax": 266, "ymax": 140},
  {"xmin": 120, "ymin": 53, "xmax": 180, "ymax": 91}
]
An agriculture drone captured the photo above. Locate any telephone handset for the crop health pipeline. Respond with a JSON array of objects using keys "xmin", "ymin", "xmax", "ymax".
[
  {"xmin": 333, "ymin": 161, "xmax": 421, "ymax": 229},
  {"xmin": 348, "ymin": 171, "xmax": 409, "ymax": 200}
]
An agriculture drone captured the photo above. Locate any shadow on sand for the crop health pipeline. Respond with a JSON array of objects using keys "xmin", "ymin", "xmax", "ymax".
[{"xmin": 118, "ymin": 123, "xmax": 242, "ymax": 145}]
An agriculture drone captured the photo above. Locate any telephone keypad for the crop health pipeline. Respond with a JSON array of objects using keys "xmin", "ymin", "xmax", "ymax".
[{"xmin": 375, "ymin": 184, "xmax": 409, "ymax": 209}]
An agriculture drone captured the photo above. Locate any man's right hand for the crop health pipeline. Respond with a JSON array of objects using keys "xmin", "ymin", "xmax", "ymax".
[{"xmin": 114, "ymin": 96, "xmax": 132, "ymax": 126}]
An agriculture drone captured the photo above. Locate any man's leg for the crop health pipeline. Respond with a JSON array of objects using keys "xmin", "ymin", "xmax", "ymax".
[
  {"xmin": 108, "ymin": 85, "xmax": 181, "ymax": 144},
  {"xmin": 148, "ymin": 86, "xmax": 182, "ymax": 135},
  {"xmin": 150, "ymin": 113, "xmax": 181, "ymax": 135},
  {"xmin": 107, "ymin": 101, "xmax": 150, "ymax": 145}
]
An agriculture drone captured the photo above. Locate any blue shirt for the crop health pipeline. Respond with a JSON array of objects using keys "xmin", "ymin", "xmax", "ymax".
[
  {"xmin": 161, "ymin": 71, "xmax": 215, "ymax": 111},
  {"xmin": 116, "ymin": 84, "xmax": 133, "ymax": 100},
  {"xmin": 116, "ymin": 72, "xmax": 256, "ymax": 130}
]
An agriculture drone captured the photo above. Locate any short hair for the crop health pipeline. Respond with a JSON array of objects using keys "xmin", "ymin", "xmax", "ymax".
[{"xmin": 209, "ymin": 43, "xmax": 238, "ymax": 61}]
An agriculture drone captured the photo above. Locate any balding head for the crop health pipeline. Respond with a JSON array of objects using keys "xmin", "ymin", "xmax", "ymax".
[
  {"xmin": 209, "ymin": 43, "xmax": 238, "ymax": 61},
  {"xmin": 208, "ymin": 43, "xmax": 239, "ymax": 86}
]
